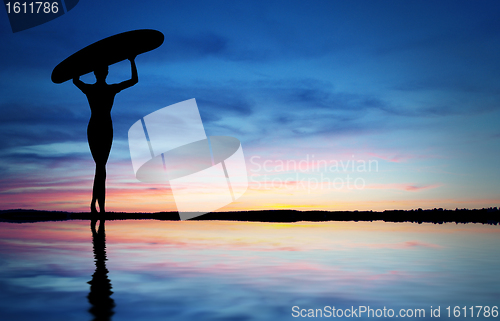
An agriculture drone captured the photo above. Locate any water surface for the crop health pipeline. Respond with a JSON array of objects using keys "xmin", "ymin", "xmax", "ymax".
[{"xmin": 0, "ymin": 220, "xmax": 498, "ymax": 320}]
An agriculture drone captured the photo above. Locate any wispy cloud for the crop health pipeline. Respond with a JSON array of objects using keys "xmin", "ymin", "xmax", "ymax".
[{"xmin": 366, "ymin": 183, "xmax": 441, "ymax": 192}]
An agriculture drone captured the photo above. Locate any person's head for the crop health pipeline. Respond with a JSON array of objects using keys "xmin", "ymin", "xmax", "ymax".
[{"xmin": 94, "ymin": 65, "xmax": 109, "ymax": 82}]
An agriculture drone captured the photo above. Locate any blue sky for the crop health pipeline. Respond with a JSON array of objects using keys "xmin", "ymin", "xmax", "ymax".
[{"xmin": 1, "ymin": 0, "xmax": 499, "ymax": 212}]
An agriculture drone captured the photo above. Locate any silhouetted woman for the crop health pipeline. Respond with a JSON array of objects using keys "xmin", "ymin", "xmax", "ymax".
[{"xmin": 73, "ymin": 57, "xmax": 138, "ymax": 213}]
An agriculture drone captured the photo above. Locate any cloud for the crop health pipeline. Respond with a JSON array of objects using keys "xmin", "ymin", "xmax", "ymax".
[
  {"xmin": 2, "ymin": 142, "xmax": 89, "ymax": 158},
  {"xmin": 0, "ymin": 123, "xmax": 86, "ymax": 150},
  {"xmin": 366, "ymin": 183, "xmax": 441, "ymax": 192},
  {"xmin": 365, "ymin": 152, "xmax": 433, "ymax": 163},
  {"xmin": 109, "ymin": 80, "xmax": 256, "ymax": 135}
]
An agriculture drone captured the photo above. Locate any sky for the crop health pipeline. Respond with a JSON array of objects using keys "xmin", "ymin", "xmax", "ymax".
[{"xmin": 0, "ymin": 0, "xmax": 499, "ymax": 213}]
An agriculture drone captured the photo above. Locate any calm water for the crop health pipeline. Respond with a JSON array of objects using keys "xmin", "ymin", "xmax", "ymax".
[{"xmin": 0, "ymin": 220, "xmax": 499, "ymax": 321}]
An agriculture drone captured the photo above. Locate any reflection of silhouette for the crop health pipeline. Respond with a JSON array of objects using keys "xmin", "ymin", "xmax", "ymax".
[
  {"xmin": 88, "ymin": 219, "xmax": 115, "ymax": 321},
  {"xmin": 74, "ymin": 58, "xmax": 138, "ymax": 213}
]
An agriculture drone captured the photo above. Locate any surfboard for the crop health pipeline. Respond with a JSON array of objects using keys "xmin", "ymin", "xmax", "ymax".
[{"xmin": 51, "ymin": 29, "xmax": 164, "ymax": 84}]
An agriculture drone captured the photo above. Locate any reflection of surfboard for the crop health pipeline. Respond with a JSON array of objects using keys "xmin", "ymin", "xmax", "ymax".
[{"xmin": 51, "ymin": 29, "xmax": 164, "ymax": 84}]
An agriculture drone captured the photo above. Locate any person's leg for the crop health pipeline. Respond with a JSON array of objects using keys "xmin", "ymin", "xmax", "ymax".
[
  {"xmin": 88, "ymin": 118, "xmax": 112, "ymax": 215},
  {"xmin": 88, "ymin": 124, "xmax": 100, "ymax": 214},
  {"xmin": 91, "ymin": 177, "xmax": 98, "ymax": 213},
  {"xmin": 95, "ymin": 163, "xmax": 107, "ymax": 213}
]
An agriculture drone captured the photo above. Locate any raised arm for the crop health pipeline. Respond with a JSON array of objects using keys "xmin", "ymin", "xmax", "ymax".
[
  {"xmin": 73, "ymin": 76, "xmax": 88, "ymax": 92},
  {"xmin": 116, "ymin": 57, "xmax": 138, "ymax": 91}
]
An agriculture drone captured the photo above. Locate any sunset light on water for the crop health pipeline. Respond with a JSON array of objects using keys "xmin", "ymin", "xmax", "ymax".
[{"xmin": 1, "ymin": 220, "xmax": 498, "ymax": 320}]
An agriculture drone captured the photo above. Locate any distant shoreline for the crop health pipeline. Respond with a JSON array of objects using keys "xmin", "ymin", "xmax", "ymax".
[{"xmin": 0, "ymin": 208, "xmax": 498, "ymax": 225}]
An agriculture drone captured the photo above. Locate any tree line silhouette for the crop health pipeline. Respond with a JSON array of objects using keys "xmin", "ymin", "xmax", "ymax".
[{"xmin": 1, "ymin": 207, "xmax": 499, "ymax": 225}]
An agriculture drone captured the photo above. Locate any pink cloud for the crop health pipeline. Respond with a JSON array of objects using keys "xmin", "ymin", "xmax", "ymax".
[
  {"xmin": 365, "ymin": 151, "xmax": 440, "ymax": 163},
  {"xmin": 366, "ymin": 183, "xmax": 441, "ymax": 191}
]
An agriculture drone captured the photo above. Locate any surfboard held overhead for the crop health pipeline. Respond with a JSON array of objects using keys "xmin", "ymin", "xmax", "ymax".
[{"xmin": 51, "ymin": 29, "xmax": 164, "ymax": 84}]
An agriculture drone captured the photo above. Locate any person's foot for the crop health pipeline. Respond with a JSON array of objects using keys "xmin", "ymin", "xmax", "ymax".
[
  {"xmin": 91, "ymin": 202, "xmax": 98, "ymax": 213},
  {"xmin": 98, "ymin": 201, "xmax": 105, "ymax": 215}
]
